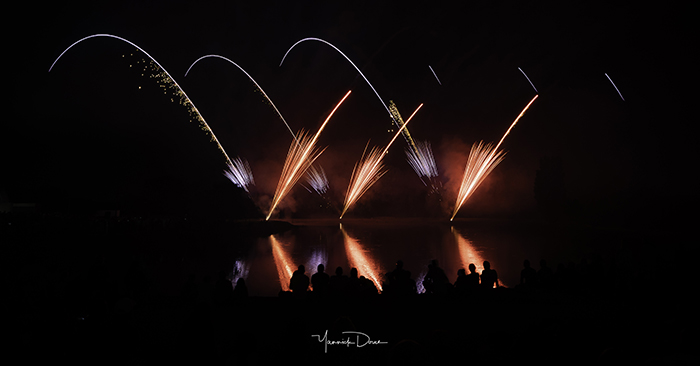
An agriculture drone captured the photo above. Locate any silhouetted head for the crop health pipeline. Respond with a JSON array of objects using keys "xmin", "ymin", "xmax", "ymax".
[
  {"xmin": 317, "ymin": 264, "xmax": 325, "ymax": 273},
  {"xmin": 524, "ymin": 260, "xmax": 531, "ymax": 268},
  {"xmin": 335, "ymin": 266, "xmax": 343, "ymax": 276},
  {"xmin": 457, "ymin": 268, "xmax": 466, "ymax": 277},
  {"xmin": 483, "ymin": 261, "xmax": 491, "ymax": 270},
  {"xmin": 396, "ymin": 260, "xmax": 404, "ymax": 269},
  {"xmin": 431, "ymin": 259, "xmax": 439, "ymax": 267},
  {"xmin": 350, "ymin": 268, "xmax": 358, "ymax": 279},
  {"xmin": 469, "ymin": 263, "xmax": 476, "ymax": 273},
  {"xmin": 298, "ymin": 265, "xmax": 305, "ymax": 273}
]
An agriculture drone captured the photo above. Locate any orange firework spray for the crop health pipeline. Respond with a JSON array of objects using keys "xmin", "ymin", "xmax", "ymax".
[
  {"xmin": 340, "ymin": 103, "xmax": 423, "ymax": 219},
  {"xmin": 450, "ymin": 95, "xmax": 538, "ymax": 221},
  {"xmin": 266, "ymin": 90, "xmax": 352, "ymax": 220}
]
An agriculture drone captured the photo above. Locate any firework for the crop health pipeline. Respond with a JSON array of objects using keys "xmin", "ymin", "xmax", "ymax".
[
  {"xmin": 49, "ymin": 34, "xmax": 235, "ymax": 167},
  {"xmin": 428, "ymin": 65, "xmax": 442, "ymax": 85},
  {"xmin": 186, "ymin": 54, "xmax": 295, "ymax": 138},
  {"xmin": 188, "ymin": 54, "xmax": 329, "ymax": 195},
  {"xmin": 266, "ymin": 90, "xmax": 352, "ymax": 220},
  {"xmin": 280, "ymin": 38, "xmax": 436, "ymax": 183},
  {"xmin": 389, "ymin": 101, "xmax": 439, "ymax": 189},
  {"xmin": 605, "ymin": 73, "xmax": 625, "ymax": 101},
  {"xmin": 518, "ymin": 67, "xmax": 538, "ymax": 93},
  {"xmin": 450, "ymin": 95, "xmax": 538, "ymax": 221},
  {"xmin": 223, "ymin": 157, "xmax": 255, "ymax": 192},
  {"xmin": 340, "ymin": 104, "xmax": 422, "ymax": 219}
]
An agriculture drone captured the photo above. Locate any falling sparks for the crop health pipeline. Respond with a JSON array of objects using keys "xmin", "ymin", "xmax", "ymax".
[
  {"xmin": 48, "ymin": 34, "xmax": 235, "ymax": 167},
  {"xmin": 451, "ymin": 95, "xmax": 538, "ymax": 221},
  {"xmin": 223, "ymin": 157, "xmax": 255, "ymax": 193},
  {"xmin": 266, "ymin": 90, "xmax": 352, "ymax": 220},
  {"xmin": 518, "ymin": 67, "xmax": 538, "ymax": 93},
  {"xmin": 340, "ymin": 104, "xmax": 421, "ymax": 219},
  {"xmin": 605, "ymin": 73, "xmax": 625, "ymax": 101}
]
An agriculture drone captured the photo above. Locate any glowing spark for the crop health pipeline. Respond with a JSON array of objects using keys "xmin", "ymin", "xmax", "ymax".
[
  {"xmin": 48, "ymin": 34, "xmax": 235, "ymax": 166},
  {"xmin": 188, "ymin": 54, "xmax": 328, "ymax": 195},
  {"xmin": 266, "ymin": 90, "xmax": 352, "ymax": 220},
  {"xmin": 223, "ymin": 157, "xmax": 254, "ymax": 193},
  {"xmin": 451, "ymin": 95, "xmax": 538, "ymax": 221},
  {"xmin": 605, "ymin": 73, "xmax": 625, "ymax": 101},
  {"xmin": 340, "ymin": 104, "xmax": 421, "ymax": 219},
  {"xmin": 518, "ymin": 67, "xmax": 538, "ymax": 93},
  {"xmin": 428, "ymin": 65, "xmax": 442, "ymax": 85},
  {"xmin": 340, "ymin": 224, "xmax": 384, "ymax": 292}
]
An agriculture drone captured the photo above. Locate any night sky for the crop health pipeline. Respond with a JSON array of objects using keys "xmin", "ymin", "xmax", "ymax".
[{"xmin": 4, "ymin": 0, "xmax": 695, "ymax": 221}]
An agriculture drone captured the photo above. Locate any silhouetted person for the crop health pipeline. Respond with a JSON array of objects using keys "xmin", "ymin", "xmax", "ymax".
[
  {"xmin": 213, "ymin": 270, "xmax": 234, "ymax": 307},
  {"xmin": 232, "ymin": 278, "xmax": 248, "ymax": 299},
  {"xmin": 537, "ymin": 259, "xmax": 554, "ymax": 290},
  {"xmin": 480, "ymin": 261, "xmax": 499, "ymax": 289},
  {"xmin": 348, "ymin": 267, "xmax": 361, "ymax": 296},
  {"xmin": 389, "ymin": 260, "xmax": 416, "ymax": 296},
  {"xmin": 358, "ymin": 275, "xmax": 378, "ymax": 297},
  {"xmin": 311, "ymin": 264, "xmax": 330, "ymax": 295},
  {"xmin": 289, "ymin": 265, "xmax": 310, "ymax": 295},
  {"xmin": 466, "ymin": 263, "xmax": 480, "ymax": 289},
  {"xmin": 329, "ymin": 266, "xmax": 349, "ymax": 296},
  {"xmin": 423, "ymin": 259, "xmax": 450, "ymax": 294},
  {"xmin": 453, "ymin": 268, "xmax": 469, "ymax": 295},
  {"xmin": 520, "ymin": 259, "xmax": 538, "ymax": 287}
]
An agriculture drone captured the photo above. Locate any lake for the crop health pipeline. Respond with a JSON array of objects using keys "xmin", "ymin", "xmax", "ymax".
[{"xmin": 220, "ymin": 217, "xmax": 616, "ymax": 297}]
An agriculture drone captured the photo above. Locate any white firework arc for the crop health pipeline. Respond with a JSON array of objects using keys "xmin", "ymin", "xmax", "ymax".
[
  {"xmin": 186, "ymin": 54, "xmax": 328, "ymax": 194},
  {"xmin": 49, "ymin": 34, "xmax": 234, "ymax": 167}
]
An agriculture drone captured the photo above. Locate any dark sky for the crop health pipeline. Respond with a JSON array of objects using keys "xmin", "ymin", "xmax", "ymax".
[{"xmin": 3, "ymin": 0, "xmax": 695, "ymax": 220}]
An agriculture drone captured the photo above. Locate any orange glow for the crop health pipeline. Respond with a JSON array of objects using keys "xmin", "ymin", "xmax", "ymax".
[
  {"xmin": 340, "ymin": 224, "xmax": 384, "ymax": 292},
  {"xmin": 452, "ymin": 227, "xmax": 505, "ymax": 288},
  {"xmin": 267, "ymin": 90, "xmax": 352, "ymax": 220},
  {"xmin": 269, "ymin": 235, "xmax": 295, "ymax": 291}
]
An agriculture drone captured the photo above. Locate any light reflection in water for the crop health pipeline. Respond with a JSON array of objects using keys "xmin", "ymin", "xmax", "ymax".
[
  {"xmin": 340, "ymin": 224, "xmax": 384, "ymax": 292},
  {"xmin": 269, "ymin": 234, "xmax": 295, "ymax": 291},
  {"xmin": 451, "ymin": 226, "xmax": 505, "ymax": 288},
  {"xmin": 229, "ymin": 260, "xmax": 249, "ymax": 290}
]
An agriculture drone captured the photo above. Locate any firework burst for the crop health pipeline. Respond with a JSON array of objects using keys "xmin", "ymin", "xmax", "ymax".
[
  {"xmin": 223, "ymin": 157, "xmax": 255, "ymax": 193},
  {"xmin": 266, "ymin": 90, "xmax": 352, "ymax": 220},
  {"xmin": 451, "ymin": 95, "xmax": 538, "ymax": 221},
  {"xmin": 340, "ymin": 104, "xmax": 423, "ymax": 219}
]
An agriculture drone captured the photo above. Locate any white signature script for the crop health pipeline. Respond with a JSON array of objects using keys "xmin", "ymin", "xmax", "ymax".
[{"xmin": 311, "ymin": 330, "xmax": 388, "ymax": 353}]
